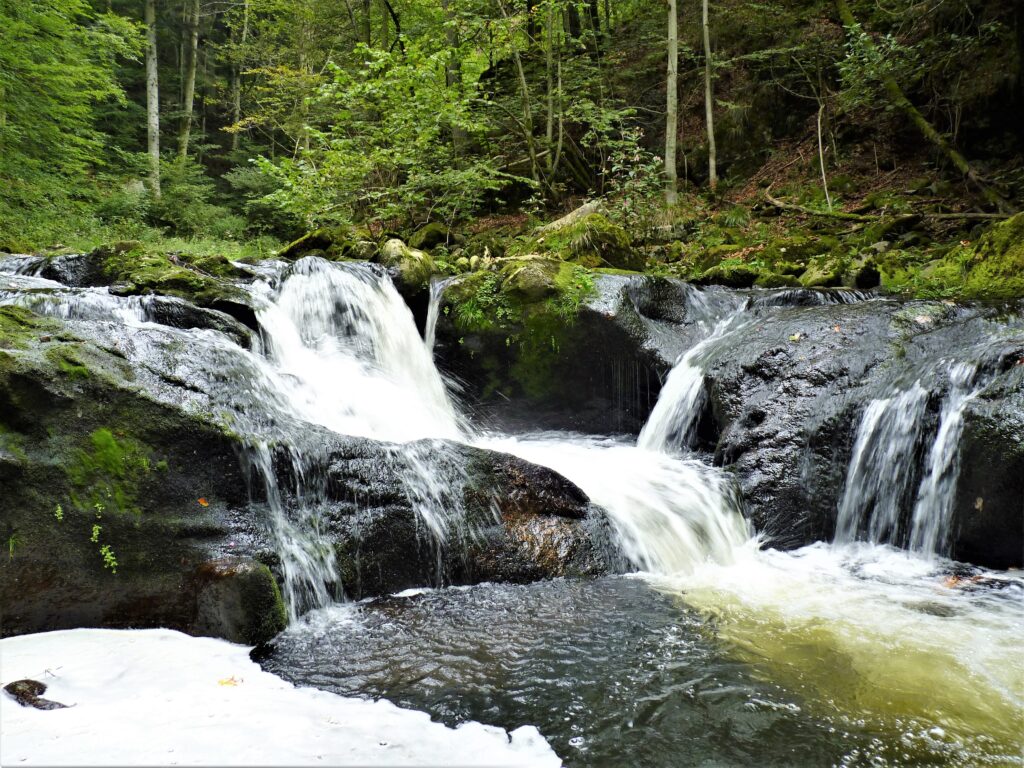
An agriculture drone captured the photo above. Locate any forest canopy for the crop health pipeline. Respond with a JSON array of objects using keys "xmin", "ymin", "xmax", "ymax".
[{"xmin": 0, "ymin": 0, "xmax": 1020, "ymax": 255}]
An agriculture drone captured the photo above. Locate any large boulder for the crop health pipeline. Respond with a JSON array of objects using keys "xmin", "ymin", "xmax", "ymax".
[
  {"xmin": 0, "ymin": 266, "xmax": 619, "ymax": 641},
  {"xmin": 435, "ymin": 270, "xmax": 723, "ymax": 434}
]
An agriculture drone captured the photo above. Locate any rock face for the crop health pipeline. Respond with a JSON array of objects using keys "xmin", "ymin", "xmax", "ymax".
[
  {"xmin": 435, "ymin": 272, "xmax": 722, "ymax": 434},
  {"xmin": 0, "ymin": 263, "xmax": 615, "ymax": 642}
]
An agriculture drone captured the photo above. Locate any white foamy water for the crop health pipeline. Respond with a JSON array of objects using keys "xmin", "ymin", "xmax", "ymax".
[
  {"xmin": 253, "ymin": 258, "xmax": 464, "ymax": 443},
  {"xmin": 653, "ymin": 541, "xmax": 1024, "ymax": 760},
  {"xmin": 834, "ymin": 383, "xmax": 930, "ymax": 544},
  {"xmin": 638, "ymin": 311, "xmax": 747, "ymax": 453},
  {"xmin": 909, "ymin": 362, "xmax": 981, "ymax": 556},
  {"xmin": 0, "ymin": 628, "xmax": 560, "ymax": 766},
  {"xmin": 477, "ymin": 433, "xmax": 750, "ymax": 574}
]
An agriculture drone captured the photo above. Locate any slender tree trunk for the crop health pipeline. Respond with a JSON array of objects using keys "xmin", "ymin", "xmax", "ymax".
[
  {"xmin": 817, "ymin": 101, "xmax": 832, "ymax": 210},
  {"xmin": 835, "ymin": 0, "xmax": 1012, "ymax": 211},
  {"xmin": 178, "ymin": 0, "xmax": 200, "ymax": 160},
  {"xmin": 361, "ymin": 0, "xmax": 371, "ymax": 45},
  {"xmin": 145, "ymin": 0, "xmax": 161, "ymax": 197},
  {"xmin": 586, "ymin": 0, "xmax": 601, "ymax": 56},
  {"xmin": 665, "ymin": 0, "xmax": 679, "ymax": 205},
  {"xmin": 500, "ymin": 2, "xmax": 540, "ymax": 184},
  {"xmin": 702, "ymin": 0, "xmax": 717, "ymax": 191},
  {"xmin": 441, "ymin": 0, "xmax": 466, "ymax": 155},
  {"xmin": 230, "ymin": 0, "xmax": 250, "ymax": 152}
]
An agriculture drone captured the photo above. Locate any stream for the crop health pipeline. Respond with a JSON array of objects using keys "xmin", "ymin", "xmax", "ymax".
[{"xmin": 2, "ymin": 255, "xmax": 1022, "ymax": 766}]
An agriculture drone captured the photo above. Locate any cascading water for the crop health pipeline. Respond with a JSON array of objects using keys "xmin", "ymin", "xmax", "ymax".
[
  {"xmin": 909, "ymin": 362, "xmax": 980, "ymax": 555},
  {"xmin": 634, "ymin": 292, "xmax": 749, "ymax": 454},
  {"xmin": 833, "ymin": 383, "xmax": 930, "ymax": 545},
  {"xmin": 833, "ymin": 361, "xmax": 984, "ymax": 557}
]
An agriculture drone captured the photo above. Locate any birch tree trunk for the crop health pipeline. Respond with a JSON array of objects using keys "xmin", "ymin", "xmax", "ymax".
[
  {"xmin": 664, "ymin": 0, "xmax": 679, "ymax": 205},
  {"xmin": 178, "ymin": 0, "xmax": 200, "ymax": 160},
  {"xmin": 702, "ymin": 0, "xmax": 717, "ymax": 191},
  {"xmin": 230, "ymin": 0, "xmax": 249, "ymax": 152},
  {"xmin": 145, "ymin": 0, "xmax": 161, "ymax": 197}
]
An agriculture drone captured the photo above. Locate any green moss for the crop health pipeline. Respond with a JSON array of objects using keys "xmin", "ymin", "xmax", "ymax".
[
  {"xmin": 237, "ymin": 562, "xmax": 288, "ymax": 644},
  {"xmin": 277, "ymin": 225, "xmax": 374, "ymax": 262},
  {"xmin": 44, "ymin": 347, "xmax": 91, "ymax": 380},
  {"xmin": 517, "ymin": 214, "xmax": 642, "ymax": 271},
  {"xmin": 0, "ymin": 305, "xmax": 55, "ymax": 350},
  {"xmin": 66, "ymin": 428, "xmax": 152, "ymax": 515},
  {"xmin": 99, "ymin": 245, "xmax": 247, "ymax": 307},
  {"xmin": 960, "ymin": 213, "xmax": 1024, "ymax": 300}
]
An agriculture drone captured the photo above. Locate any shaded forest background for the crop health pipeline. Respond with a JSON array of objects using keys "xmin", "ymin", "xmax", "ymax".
[{"xmin": 1, "ymin": 0, "xmax": 1021, "ymax": 256}]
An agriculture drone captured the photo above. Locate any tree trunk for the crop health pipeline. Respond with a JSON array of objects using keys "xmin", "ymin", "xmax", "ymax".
[
  {"xmin": 665, "ymin": 0, "xmax": 679, "ymax": 205},
  {"xmin": 586, "ymin": 0, "xmax": 601, "ymax": 55},
  {"xmin": 565, "ymin": 4, "xmax": 581, "ymax": 43},
  {"xmin": 702, "ymin": 0, "xmax": 717, "ymax": 191},
  {"xmin": 441, "ymin": 0, "xmax": 466, "ymax": 155},
  {"xmin": 178, "ymin": 0, "xmax": 200, "ymax": 160},
  {"xmin": 834, "ymin": 0, "xmax": 1012, "ymax": 212},
  {"xmin": 361, "ymin": 0, "xmax": 372, "ymax": 46},
  {"xmin": 230, "ymin": 0, "xmax": 250, "ymax": 152},
  {"xmin": 145, "ymin": 0, "xmax": 161, "ymax": 197}
]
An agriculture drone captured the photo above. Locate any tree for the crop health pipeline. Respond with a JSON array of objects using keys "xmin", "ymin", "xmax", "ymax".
[
  {"xmin": 665, "ymin": 0, "xmax": 679, "ymax": 205},
  {"xmin": 178, "ymin": 0, "xmax": 200, "ymax": 159},
  {"xmin": 145, "ymin": 0, "xmax": 161, "ymax": 195},
  {"xmin": 834, "ymin": 0, "xmax": 1011, "ymax": 212},
  {"xmin": 701, "ymin": 0, "xmax": 717, "ymax": 191}
]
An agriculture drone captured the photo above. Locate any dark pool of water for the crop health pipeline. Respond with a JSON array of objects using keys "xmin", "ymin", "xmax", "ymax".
[{"xmin": 255, "ymin": 576, "xmax": 986, "ymax": 767}]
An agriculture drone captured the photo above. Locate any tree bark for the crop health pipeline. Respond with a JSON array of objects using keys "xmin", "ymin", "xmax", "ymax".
[
  {"xmin": 361, "ymin": 0, "xmax": 371, "ymax": 46},
  {"xmin": 441, "ymin": 0, "xmax": 466, "ymax": 155},
  {"xmin": 178, "ymin": 0, "xmax": 200, "ymax": 160},
  {"xmin": 230, "ymin": 0, "xmax": 249, "ymax": 152},
  {"xmin": 145, "ymin": 0, "xmax": 161, "ymax": 197},
  {"xmin": 665, "ymin": 0, "xmax": 679, "ymax": 205},
  {"xmin": 834, "ymin": 0, "xmax": 1012, "ymax": 212},
  {"xmin": 702, "ymin": 0, "xmax": 717, "ymax": 191}
]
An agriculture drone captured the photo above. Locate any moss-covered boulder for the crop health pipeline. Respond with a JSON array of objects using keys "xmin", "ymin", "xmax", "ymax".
[
  {"xmin": 408, "ymin": 222, "xmax": 454, "ymax": 251},
  {"xmin": 522, "ymin": 214, "xmax": 643, "ymax": 271},
  {"xmin": 958, "ymin": 213, "xmax": 1024, "ymax": 299},
  {"xmin": 800, "ymin": 255, "xmax": 846, "ymax": 288},
  {"xmin": 377, "ymin": 238, "xmax": 435, "ymax": 293},
  {"xmin": 277, "ymin": 226, "xmax": 376, "ymax": 262}
]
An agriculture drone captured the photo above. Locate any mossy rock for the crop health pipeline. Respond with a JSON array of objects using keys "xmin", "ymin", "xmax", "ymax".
[
  {"xmin": 278, "ymin": 226, "xmax": 376, "ymax": 262},
  {"xmin": 800, "ymin": 255, "xmax": 846, "ymax": 288},
  {"xmin": 377, "ymin": 239, "xmax": 435, "ymax": 292},
  {"xmin": 755, "ymin": 273, "xmax": 801, "ymax": 288},
  {"xmin": 409, "ymin": 222, "xmax": 454, "ymax": 251},
  {"xmin": 100, "ymin": 245, "xmax": 249, "ymax": 309},
  {"xmin": 193, "ymin": 558, "xmax": 287, "ymax": 644},
  {"xmin": 959, "ymin": 213, "xmax": 1024, "ymax": 299},
  {"xmin": 522, "ymin": 214, "xmax": 643, "ymax": 271},
  {"xmin": 696, "ymin": 262, "xmax": 760, "ymax": 288}
]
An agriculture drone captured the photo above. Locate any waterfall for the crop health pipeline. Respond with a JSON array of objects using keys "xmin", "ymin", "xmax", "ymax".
[
  {"xmin": 834, "ymin": 362, "xmax": 983, "ymax": 557},
  {"xmin": 909, "ymin": 363, "xmax": 980, "ymax": 555},
  {"xmin": 833, "ymin": 384, "xmax": 930, "ymax": 545},
  {"xmin": 253, "ymin": 258, "xmax": 464, "ymax": 444},
  {"xmin": 637, "ymin": 309, "xmax": 747, "ymax": 454},
  {"xmin": 424, "ymin": 275, "xmax": 457, "ymax": 352},
  {"xmin": 477, "ymin": 434, "xmax": 749, "ymax": 575}
]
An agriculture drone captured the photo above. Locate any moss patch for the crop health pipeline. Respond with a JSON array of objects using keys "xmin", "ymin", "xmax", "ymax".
[{"xmin": 515, "ymin": 214, "xmax": 643, "ymax": 271}]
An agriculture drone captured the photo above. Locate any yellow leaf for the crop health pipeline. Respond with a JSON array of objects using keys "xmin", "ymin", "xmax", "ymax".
[
  {"xmin": 198, "ymin": 498, "xmax": 209, "ymax": 507},
  {"xmin": 218, "ymin": 676, "xmax": 241, "ymax": 687}
]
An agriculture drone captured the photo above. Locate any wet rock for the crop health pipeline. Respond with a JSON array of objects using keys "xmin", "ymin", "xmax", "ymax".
[
  {"xmin": 3, "ymin": 679, "xmax": 69, "ymax": 710},
  {"xmin": 952, "ymin": 364, "xmax": 1024, "ymax": 568},
  {"xmin": 193, "ymin": 558, "xmax": 287, "ymax": 644},
  {"xmin": 377, "ymin": 239, "xmax": 435, "ymax": 294},
  {"xmin": 435, "ymin": 273, "xmax": 722, "ymax": 434}
]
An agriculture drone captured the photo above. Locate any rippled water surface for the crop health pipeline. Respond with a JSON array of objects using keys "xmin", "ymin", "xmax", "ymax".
[{"xmin": 257, "ymin": 572, "xmax": 1021, "ymax": 767}]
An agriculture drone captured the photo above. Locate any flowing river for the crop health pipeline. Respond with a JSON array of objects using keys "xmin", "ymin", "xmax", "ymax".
[{"xmin": 2, "ymin": 255, "xmax": 1021, "ymax": 766}]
